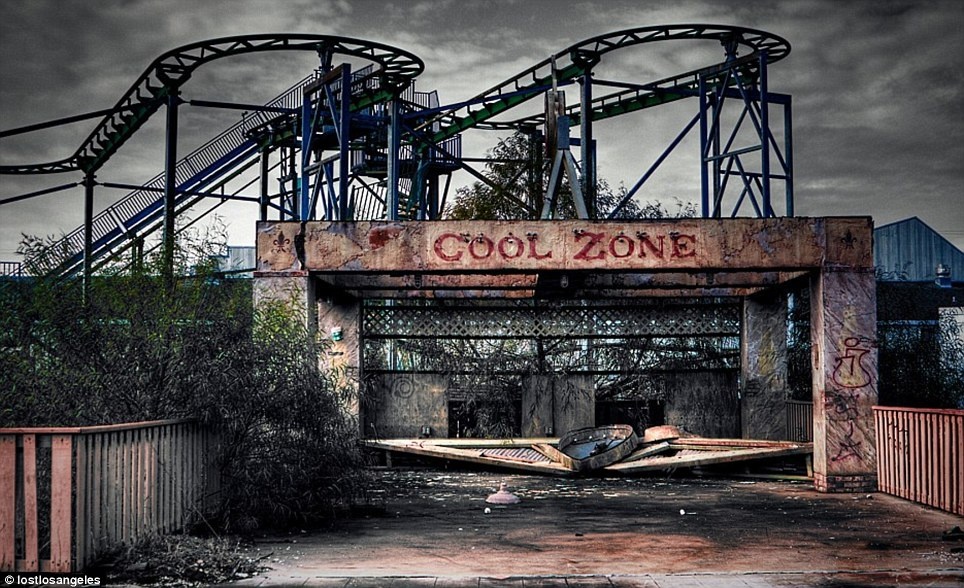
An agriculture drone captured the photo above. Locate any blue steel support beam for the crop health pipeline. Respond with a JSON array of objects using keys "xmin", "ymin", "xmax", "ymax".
[
  {"xmin": 387, "ymin": 99, "xmax": 401, "ymax": 220},
  {"xmin": 338, "ymin": 65, "xmax": 352, "ymax": 219},
  {"xmin": 83, "ymin": 173, "xmax": 95, "ymax": 302},
  {"xmin": 608, "ymin": 113, "xmax": 700, "ymax": 219},
  {"xmin": 760, "ymin": 50, "xmax": 772, "ymax": 217},
  {"xmin": 580, "ymin": 70, "xmax": 595, "ymax": 218},
  {"xmin": 163, "ymin": 91, "xmax": 179, "ymax": 286},
  {"xmin": 300, "ymin": 94, "xmax": 312, "ymax": 220},
  {"xmin": 260, "ymin": 149, "xmax": 270, "ymax": 221},
  {"xmin": 784, "ymin": 99, "xmax": 794, "ymax": 217},
  {"xmin": 699, "ymin": 75, "xmax": 709, "ymax": 218}
]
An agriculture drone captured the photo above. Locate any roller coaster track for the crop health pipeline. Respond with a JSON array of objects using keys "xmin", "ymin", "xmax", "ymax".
[
  {"xmin": 0, "ymin": 34, "xmax": 423, "ymax": 175},
  {"xmin": 2, "ymin": 26, "xmax": 791, "ymax": 276},
  {"xmin": 418, "ymin": 25, "xmax": 789, "ymax": 142}
]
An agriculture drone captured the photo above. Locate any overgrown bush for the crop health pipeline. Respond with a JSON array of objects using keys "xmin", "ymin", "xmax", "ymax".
[{"xmin": 0, "ymin": 228, "xmax": 370, "ymax": 531}]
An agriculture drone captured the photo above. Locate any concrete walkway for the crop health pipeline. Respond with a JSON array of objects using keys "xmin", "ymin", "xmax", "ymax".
[
  {"xmin": 223, "ymin": 469, "xmax": 964, "ymax": 588},
  {"xmin": 228, "ymin": 570, "xmax": 964, "ymax": 587}
]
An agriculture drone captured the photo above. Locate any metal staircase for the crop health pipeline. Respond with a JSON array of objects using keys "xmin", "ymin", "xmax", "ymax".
[{"xmin": 23, "ymin": 74, "xmax": 319, "ymax": 276}]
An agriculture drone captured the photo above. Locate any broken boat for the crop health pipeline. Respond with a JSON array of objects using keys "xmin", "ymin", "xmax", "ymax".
[{"xmin": 363, "ymin": 425, "xmax": 813, "ymax": 477}]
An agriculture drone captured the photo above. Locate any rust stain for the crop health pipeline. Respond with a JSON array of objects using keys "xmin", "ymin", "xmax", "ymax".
[{"xmin": 369, "ymin": 225, "xmax": 402, "ymax": 250}]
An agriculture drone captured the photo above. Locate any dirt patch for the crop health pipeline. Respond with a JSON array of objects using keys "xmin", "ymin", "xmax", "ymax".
[{"xmin": 245, "ymin": 468, "xmax": 964, "ymax": 578}]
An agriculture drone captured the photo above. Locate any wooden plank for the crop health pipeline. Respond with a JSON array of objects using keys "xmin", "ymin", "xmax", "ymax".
[
  {"xmin": 531, "ymin": 443, "xmax": 575, "ymax": 469},
  {"xmin": 949, "ymin": 414, "xmax": 956, "ymax": 513},
  {"xmin": 91, "ymin": 434, "xmax": 102, "ymax": 556},
  {"xmin": 671, "ymin": 437, "xmax": 808, "ymax": 449},
  {"xmin": 22, "ymin": 435, "xmax": 38, "ymax": 571},
  {"xmin": 606, "ymin": 445, "xmax": 812, "ymax": 474},
  {"xmin": 620, "ymin": 441, "xmax": 672, "ymax": 463},
  {"xmin": 0, "ymin": 435, "xmax": 16, "ymax": 572},
  {"xmin": 121, "ymin": 429, "xmax": 130, "ymax": 545},
  {"xmin": 146, "ymin": 428, "xmax": 156, "ymax": 534},
  {"xmin": 173, "ymin": 424, "xmax": 182, "ymax": 530},
  {"xmin": 365, "ymin": 437, "xmax": 558, "ymax": 449},
  {"xmin": 49, "ymin": 435, "xmax": 73, "ymax": 572},
  {"xmin": 882, "ymin": 411, "xmax": 892, "ymax": 495},
  {"xmin": 957, "ymin": 414, "xmax": 964, "ymax": 515},
  {"xmin": 0, "ymin": 418, "xmax": 196, "ymax": 436},
  {"xmin": 365, "ymin": 440, "xmax": 572, "ymax": 475},
  {"xmin": 110, "ymin": 431, "xmax": 120, "ymax": 549},
  {"xmin": 74, "ymin": 435, "xmax": 88, "ymax": 569},
  {"xmin": 159, "ymin": 425, "xmax": 168, "ymax": 533}
]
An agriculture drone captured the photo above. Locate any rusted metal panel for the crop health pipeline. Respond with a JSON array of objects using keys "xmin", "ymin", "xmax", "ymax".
[
  {"xmin": 874, "ymin": 406, "xmax": 964, "ymax": 516},
  {"xmin": 258, "ymin": 218, "xmax": 873, "ymax": 276}
]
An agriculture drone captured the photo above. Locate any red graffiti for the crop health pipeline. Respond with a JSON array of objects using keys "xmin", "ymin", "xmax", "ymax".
[
  {"xmin": 831, "ymin": 421, "xmax": 863, "ymax": 462},
  {"xmin": 831, "ymin": 337, "xmax": 872, "ymax": 389}
]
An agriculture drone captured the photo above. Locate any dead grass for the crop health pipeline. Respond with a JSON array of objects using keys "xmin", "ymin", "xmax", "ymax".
[{"xmin": 91, "ymin": 533, "xmax": 268, "ymax": 586}]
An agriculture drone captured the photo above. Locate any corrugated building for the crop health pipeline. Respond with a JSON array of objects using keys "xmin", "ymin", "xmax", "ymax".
[{"xmin": 874, "ymin": 217, "xmax": 964, "ymax": 283}]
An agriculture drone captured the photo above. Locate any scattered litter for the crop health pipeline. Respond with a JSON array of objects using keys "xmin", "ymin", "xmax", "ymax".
[
  {"xmin": 680, "ymin": 509, "xmax": 686, "ymax": 515},
  {"xmin": 943, "ymin": 526, "xmax": 964, "ymax": 541},
  {"xmin": 486, "ymin": 481, "xmax": 521, "ymax": 505},
  {"xmin": 484, "ymin": 507, "xmax": 491, "ymax": 514}
]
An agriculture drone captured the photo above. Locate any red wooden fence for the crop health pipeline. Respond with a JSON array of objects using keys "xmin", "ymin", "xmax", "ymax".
[
  {"xmin": 0, "ymin": 419, "xmax": 219, "ymax": 572},
  {"xmin": 874, "ymin": 406, "xmax": 964, "ymax": 516}
]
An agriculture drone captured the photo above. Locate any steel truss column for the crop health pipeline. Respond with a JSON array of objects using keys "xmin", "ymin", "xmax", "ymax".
[
  {"xmin": 338, "ymin": 65, "xmax": 352, "ymax": 220},
  {"xmin": 387, "ymin": 98, "xmax": 401, "ymax": 221},
  {"xmin": 259, "ymin": 148, "xmax": 270, "ymax": 221},
  {"xmin": 759, "ymin": 49, "xmax": 772, "ymax": 217},
  {"xmin": 82, "ymin": 173, "xmax": 95, "ymax": 302},
  {"xmin": 784, "ymin": 99, "xmax": 794, "ymax": 217},
  {"xmin": 300, "ymin": 93, "xmax": 312, "ymax": 220},
  {"xmin": 699, "ymin": 75, "xmax": 710, "ymax": 218},
  {"xmin": 163, "ymin": 91, "xmax": 180, "ymax": 288},
  {"xmin": 579, "ymin": 70, "xmax": 595, "ymax": 218}
]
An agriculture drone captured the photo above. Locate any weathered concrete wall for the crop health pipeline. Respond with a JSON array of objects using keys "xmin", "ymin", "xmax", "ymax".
[
  {"xmin": 257, "ymin": 218, "xmax": 873, "ymax": 276},
  {"xmin": 741, "ymin": 291, "xmax": 789, "ymax": 440},
  {"xmin": 363, "ymin": 374, "xmax": 448, "ymax": 439},
  {"xmin": 811, "ymin": 268, "xmax": 878, "ymax": 492},
  {"xmin": 316, "ymin": 284, "xmax": 361, "ymax": 421},
  {"xmin": 522, "ymin": 375, "xmax": 595, "ymax": 436},
  {"xmin": 255, "ymin": 216, "xmax": 878, "ymax": 493},
  {"xmin": 664, "ymin": 371, "xmax": 740, "ymax": 438}
]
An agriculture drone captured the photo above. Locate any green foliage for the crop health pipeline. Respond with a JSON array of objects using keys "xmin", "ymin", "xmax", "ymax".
[
  {"xmin": 875, "ymin": 283, "xmax": 964, "ymax": 408},
  {"xmin": 784, "ymin": 281, "xmax": 964, "ymax": 408},
  {"xmin": 445, "ymin": 132, "xmax": 695, "ymax": 221},
  {"xmin": 0, "ymin": 226, "xmax": 369, "ymax": 530}
]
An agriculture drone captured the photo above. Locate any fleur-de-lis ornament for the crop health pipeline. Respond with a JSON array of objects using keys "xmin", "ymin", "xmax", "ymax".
[{"xmin": 272, "ymin": 230, "xmax": 291, "ymax": 254}]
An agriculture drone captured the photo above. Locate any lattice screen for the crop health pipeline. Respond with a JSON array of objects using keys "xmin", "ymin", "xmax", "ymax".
[{"xmin": 363, "ymin": 300, "xmax": 740, "ymax": 340}]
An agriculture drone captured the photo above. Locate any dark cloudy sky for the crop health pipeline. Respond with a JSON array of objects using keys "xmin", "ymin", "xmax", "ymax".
[{"xmin": 1, "ymin": 0, "xmax": 962, "ymax": 262}]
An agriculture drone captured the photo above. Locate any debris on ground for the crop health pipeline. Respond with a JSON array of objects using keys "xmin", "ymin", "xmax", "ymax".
[{"xmin": 89, "ymin": 534, "xmax": 268, "ymax": 586}]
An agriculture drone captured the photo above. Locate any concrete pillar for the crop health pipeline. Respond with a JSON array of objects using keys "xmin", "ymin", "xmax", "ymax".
[
  {"xmin": 316, "ymin": 284, "xmax": 360, "ymax": 408},
  {"xmin": 741, "ymin": 290, "xmax": 789, "ymax": 440},
  {"xmin": 810, "ymin": 267, "xmax": 878, "ymax": 492}
]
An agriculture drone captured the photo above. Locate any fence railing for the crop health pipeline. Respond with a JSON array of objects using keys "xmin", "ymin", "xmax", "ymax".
[
  {"xmin": 874, "ymin": 406, "xmax": 964, "ymax": 516},
  {"xmin": 786, "ymin": 400, "xmax": 813, "ymax": 442},
  {"xmin": 0, "ymin": 419, "xmax": 219, "ymax": 572}
]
